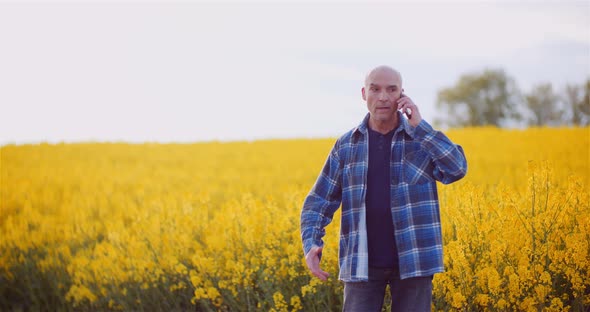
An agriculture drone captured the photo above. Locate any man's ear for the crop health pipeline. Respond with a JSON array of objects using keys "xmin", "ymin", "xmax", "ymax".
[{"xmin": 361, "ymin": 87, "xmax": 366, "ymax": 101}]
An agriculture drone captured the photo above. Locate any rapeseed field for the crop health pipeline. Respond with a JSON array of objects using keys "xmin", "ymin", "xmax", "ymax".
[{"xmin": 1, "ymin": 127, "xmax": 588, "ymax": 311}]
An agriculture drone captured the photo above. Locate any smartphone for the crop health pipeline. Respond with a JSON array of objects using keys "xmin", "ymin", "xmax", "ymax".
[{"xmin": 399, "ymin": 93, "xmax": 412, "ymax": 119}]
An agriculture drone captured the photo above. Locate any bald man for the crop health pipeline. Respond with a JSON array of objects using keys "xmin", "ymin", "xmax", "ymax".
[{"xmin": 300, "ymin": 66, "xmax": 467, "ymax": 311}]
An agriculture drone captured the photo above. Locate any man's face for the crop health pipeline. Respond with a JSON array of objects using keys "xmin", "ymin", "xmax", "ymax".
[{"xmin": 362, "ymin": 69, "xmax": 403, "ymax": 123}]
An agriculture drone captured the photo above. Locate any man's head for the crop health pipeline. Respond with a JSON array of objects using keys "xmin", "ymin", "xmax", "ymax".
[{"xmin": 362, "ymin": 65, "xmax": 404, "ymax": 124}]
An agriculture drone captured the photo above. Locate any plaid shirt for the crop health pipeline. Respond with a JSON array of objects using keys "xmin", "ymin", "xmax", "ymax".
[{"xmin": 301, "ymin": 112, "xmax": 467, "ymax": 281}]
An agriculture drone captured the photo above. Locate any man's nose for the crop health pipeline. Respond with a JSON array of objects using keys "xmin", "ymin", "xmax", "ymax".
[{"xmin": 378, "ymin": 91, "xmax": 389, "ymax": 101}]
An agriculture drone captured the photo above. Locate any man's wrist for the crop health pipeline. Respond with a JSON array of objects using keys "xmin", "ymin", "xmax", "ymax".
[{"xmin": 303, "ymin": 241, "xmax": 319, "ymax": 257}]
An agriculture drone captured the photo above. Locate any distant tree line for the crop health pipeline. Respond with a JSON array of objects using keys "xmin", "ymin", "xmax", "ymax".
[{"xmin": 435, "ymin": 68, "xmax": 590, "ymax": 127}]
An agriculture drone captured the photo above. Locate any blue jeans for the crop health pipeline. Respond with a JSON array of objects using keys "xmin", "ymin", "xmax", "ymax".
[{"xmin": 342, "ymin": 266, "xmax": 433, "ymax": 312}]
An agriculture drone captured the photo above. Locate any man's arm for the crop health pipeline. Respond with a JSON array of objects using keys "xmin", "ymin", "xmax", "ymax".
[
  {"xmin": 397, "ymin": 94, "xmax": 467, "ymax": 184},
  {"xmin": 413, "ymin": 120, "xmax": 467, "ymax": 184},
  {"xmin": 300, "ymin": 141, "xmax": 343, "ymax": 280}
]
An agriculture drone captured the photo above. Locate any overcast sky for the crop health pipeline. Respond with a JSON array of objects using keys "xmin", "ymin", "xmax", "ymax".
[{"xmin": 1, "ymin": 1, "xmax": 588, "ymax": 145}]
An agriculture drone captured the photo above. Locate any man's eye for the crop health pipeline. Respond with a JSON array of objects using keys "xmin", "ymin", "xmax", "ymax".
[{"xmin": 370, "ymin": 87, "xmax": 378, "ymax": 91}]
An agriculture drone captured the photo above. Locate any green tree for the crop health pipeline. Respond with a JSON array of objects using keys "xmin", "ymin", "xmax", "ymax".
[
  {"xmin": 525, "ymin": 83, "xmax": 562, "ymax": 126},
  {"xmin": 564, "ymin": 79, "xmax": 590, "ymax": 126},
  {"xmin": 436, "ymin": 69, "xmax": 521, "ymax": 127}
]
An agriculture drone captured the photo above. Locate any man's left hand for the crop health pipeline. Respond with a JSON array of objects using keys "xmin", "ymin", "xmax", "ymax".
[{"xmin": 397, "ymin": 95, "xmax": 422, "ymax": 128}]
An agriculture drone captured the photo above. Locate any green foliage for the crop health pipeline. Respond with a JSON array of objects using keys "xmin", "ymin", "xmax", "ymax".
[
  {"xmin": 525, "ymin": 83, "xmax": 562, "ymax": 126},
  {"xmin": 437, "ymin": 69, "xmax": 589, "ymax": 127},
  {"xmin": 436, "ymin": 69, "xmax": 521, "ymax": 127},
  {"xmin": 565, "ymin": 80, "xmax": 590, "ymax": 126}
]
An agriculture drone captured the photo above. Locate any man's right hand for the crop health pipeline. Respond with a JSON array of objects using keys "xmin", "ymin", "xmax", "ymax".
[{"xmin": 305, "ymin": 246, "xmax": 329, "ymax": 281}]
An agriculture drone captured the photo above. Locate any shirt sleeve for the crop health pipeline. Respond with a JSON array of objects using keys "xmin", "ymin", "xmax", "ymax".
[
  {"xmin": 412, "ymin": 119, "xmax": 468, "ymax": 184},
  {"xmin": 300, "ymin": 140, "xmax": 343, "ymax": 258}
]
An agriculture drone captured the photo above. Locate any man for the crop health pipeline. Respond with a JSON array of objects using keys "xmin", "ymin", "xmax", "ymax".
[{"xmin": 300, "ymin": 65, "xmax": 467, "ymax": 311}]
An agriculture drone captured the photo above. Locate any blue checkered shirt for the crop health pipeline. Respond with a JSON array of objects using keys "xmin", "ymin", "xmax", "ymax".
[{"xmin": 301, "ymin": 112, "xmax": 467, "ymax": 281}]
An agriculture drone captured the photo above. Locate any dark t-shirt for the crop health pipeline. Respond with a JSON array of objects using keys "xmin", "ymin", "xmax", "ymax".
[{"xmin": 366, "ymin": 126, "xmax": 399, "ymax": 269}]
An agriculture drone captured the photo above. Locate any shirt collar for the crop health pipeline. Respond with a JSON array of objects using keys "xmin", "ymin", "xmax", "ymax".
[{"xmin": 353, "ymin": 111, "xmax": 415, "ymax": 139}]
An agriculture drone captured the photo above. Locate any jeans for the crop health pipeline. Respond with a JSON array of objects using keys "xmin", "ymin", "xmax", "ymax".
[{"xmin": 342, "ymin": 266, "xmax": 433, "ymax": 312}]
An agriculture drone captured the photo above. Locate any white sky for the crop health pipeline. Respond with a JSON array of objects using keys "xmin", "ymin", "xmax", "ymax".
[{"xmin": 1, "ymin": 1, "xmax": 589, "ymax": 145}]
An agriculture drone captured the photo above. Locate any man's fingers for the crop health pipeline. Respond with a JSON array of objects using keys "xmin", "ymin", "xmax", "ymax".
[
  {"xmin": 312, "ymin": 269, "xmax": 329, "ymax": 281},
  {"xmin": 397, "ymin": 95, "xmax": 409, "ymax": 104},
  {"xmin": 398, "ymin": 100, "xmax": 419, "ymax": 115},
  {"xmin": 398, "ymin": 102, "xmax": 412, "ymax": 115},
  {"xmin": 311, "ymin": 268, "xmax": 329, "ymax": 281},
  {"xmin": 397, "ymin": 99, "xmax": 413, "ymax": 109},
  {"xmin": 397, "ymin": 100, "xmax": 411, "ymax": 111}
]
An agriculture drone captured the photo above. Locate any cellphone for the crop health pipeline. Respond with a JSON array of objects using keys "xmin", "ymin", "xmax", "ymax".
[{"xmin": 399, "ymin": 93, "xmax": 412, "ymax": 118}]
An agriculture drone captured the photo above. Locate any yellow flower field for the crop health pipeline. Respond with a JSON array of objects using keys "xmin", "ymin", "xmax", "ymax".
[{"xmin": 1, "ymin": 127, "xmax": 589, "ymax": 311}]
